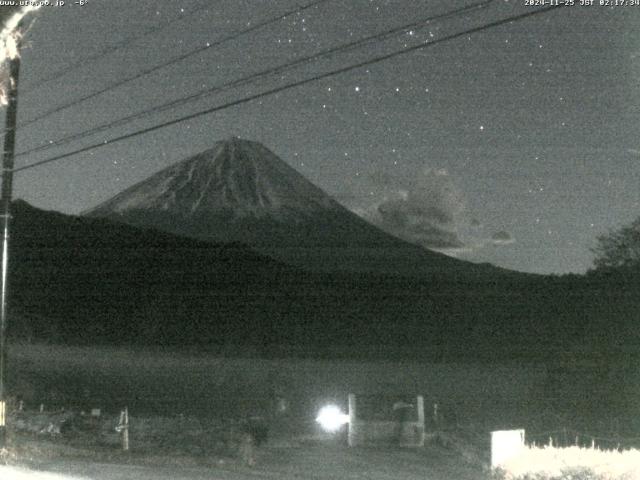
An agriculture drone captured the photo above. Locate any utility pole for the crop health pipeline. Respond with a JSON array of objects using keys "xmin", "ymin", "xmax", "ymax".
[{"xmin": 0, "ymin": 28, "xmax": 21, "ymax": 448}]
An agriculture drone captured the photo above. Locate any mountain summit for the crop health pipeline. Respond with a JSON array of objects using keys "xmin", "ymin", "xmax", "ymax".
[
  {"xmin": 89, "ymin": 137, "xmax": 339, "ymax": 221},
  {"xmin": 85, "ymin": 138, "xmax": 495, "ymax": 277}
]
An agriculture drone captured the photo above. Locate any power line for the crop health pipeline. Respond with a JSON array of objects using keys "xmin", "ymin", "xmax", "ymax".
[
  {"xmin": 22, "ymin": 2, "xmax": 209, "ymax": 93},
  {"xmin": 18, "ymin": 0, "xmax": 332, "ymax": 129},
  {"xmin": 16, "ymin": 0, "xmax": 493, "ymax": 158},
  {"xmin": 14, "ymin": 4, "xmax": 561, "ymax": 173},
  {"xmin": 12, "ymin": 5, "xmax": 564, "ymax": 176}
]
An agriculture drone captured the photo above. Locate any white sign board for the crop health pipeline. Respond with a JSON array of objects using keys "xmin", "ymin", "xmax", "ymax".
[{"xmin": 491, "ymin": 429, "xmax": 525, "ymax": 468}]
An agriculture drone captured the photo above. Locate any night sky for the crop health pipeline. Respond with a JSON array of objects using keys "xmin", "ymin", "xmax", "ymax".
[{"xmin": 3, "ymin": 0, "xmax": 639, "ymax": 274}]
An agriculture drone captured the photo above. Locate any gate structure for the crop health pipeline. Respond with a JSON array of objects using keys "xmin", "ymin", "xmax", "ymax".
[{"xmin": 347, "ymin": 393, "xmax": 425, "ymax": 447}]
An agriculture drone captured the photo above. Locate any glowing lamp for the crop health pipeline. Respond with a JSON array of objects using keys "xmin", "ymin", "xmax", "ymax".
[{"xmin": 315, "ymin": 404, "xmax": 349, "ymax": 432}]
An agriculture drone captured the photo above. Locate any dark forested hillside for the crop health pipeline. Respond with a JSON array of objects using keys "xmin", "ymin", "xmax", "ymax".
[{"xmin": 6, "ymin": 201, "xmax": 639, "ymax": 362}]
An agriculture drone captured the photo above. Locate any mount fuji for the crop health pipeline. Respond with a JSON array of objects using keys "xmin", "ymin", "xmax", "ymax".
[{"xmin": 85, "ymin": 137, "xmax": 498, "ymax": 277}]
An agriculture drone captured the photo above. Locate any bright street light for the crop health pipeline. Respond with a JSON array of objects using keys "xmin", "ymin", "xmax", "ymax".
[{"xmin": 315, "ymin": 404, "xmax": 349, "ymax": 432}]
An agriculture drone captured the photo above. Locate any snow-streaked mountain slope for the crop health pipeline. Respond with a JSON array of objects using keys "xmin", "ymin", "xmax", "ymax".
[{"xmin": 85, "ymin": 137, "xmax": 502, "ymax": 278}]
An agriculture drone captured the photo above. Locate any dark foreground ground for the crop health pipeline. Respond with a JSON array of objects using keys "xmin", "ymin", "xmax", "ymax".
[
  {"xmin": 1, "ymin": 343, "xmax": 497, "ymax": 479},
  {"xmin": 4, "ymin": 438, "xmax": 484, "ymax": 480},
  {"xmin": 3, "ymin": 420, "xmax": 486, "ymax": 480},
  {"xmin": 4, "ymin": 343, "xmax": 637, "ymax": 480}
]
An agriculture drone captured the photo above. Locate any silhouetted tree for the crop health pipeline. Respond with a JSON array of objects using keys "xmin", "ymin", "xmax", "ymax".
[{"xmin": 592, "ymin": 217, "xmax": 640, "ymax": 270}]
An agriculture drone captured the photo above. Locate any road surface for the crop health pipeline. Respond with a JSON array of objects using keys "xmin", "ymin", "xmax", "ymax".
[
  {"xmin": 2, "ymin": 443, "xmax": 484, "ymax": 480},
  {"xmin": 3, "ymin": 462, "xmax": 261, "ymax": 480}
]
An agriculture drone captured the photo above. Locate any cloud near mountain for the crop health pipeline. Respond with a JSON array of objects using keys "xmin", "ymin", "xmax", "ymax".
[
  {"xmin": 358, "ymin": 168, "xmax": 466, "ymax": 251},
  {"xmin": 354, "ymin": 167, "xmax": 514, "ymax": 254}
]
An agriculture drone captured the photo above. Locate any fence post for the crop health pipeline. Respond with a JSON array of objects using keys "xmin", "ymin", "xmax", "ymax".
[
  {"xmin": 433, "ymin": 402, "xmax": 439, "ymax": 429},
  {"xmin": 116, "ymin": 407, "xmax": 129, "ymax": 451},
  {"xmin": 347, "ymin": 394, "xmax": 356, "ymax": 447},
  {"xmin": 123, "ymin": 407, "xmax": 129, "ymax": 451}
]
